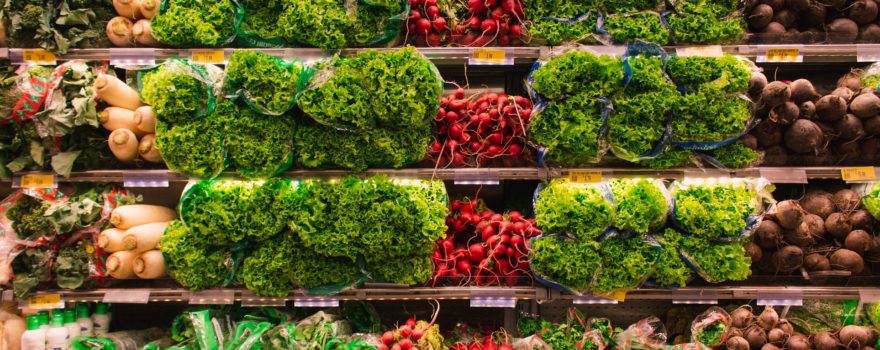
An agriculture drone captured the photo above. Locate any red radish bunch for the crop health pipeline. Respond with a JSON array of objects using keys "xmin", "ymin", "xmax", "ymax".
[
  {"xmin": 430, "ymin": 198, "xmax": 540, "ymax": 286},
  {"xmin": 407, "ymin": 0, "xmax": 525, "ymax": 46},
  {"xmin": 429, "ymin": 88, "xmax": 533, "ymax": 167},
  {"xmin": 379, "ymin": 305, "xmax": 440, "ymax": 350}
]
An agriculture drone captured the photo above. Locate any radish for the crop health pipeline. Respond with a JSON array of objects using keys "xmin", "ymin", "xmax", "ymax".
[
  {"xmin": 416, "ymin": 18, "xmax": 432, "ymax": 35},
  {"xmin": 469, "ymin": 243, "xmax": 486, "ymax": 262},
  {"xmin": 432, "ymin": 17, "xmax": 447, "ymax": 32}
]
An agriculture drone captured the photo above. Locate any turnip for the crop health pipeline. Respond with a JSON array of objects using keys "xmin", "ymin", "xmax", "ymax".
[
  {"xmin": 838, "ymin": 325, "xmax": 873, "ymax": 349},
  {"xmin": 749, "ymin": 4, "xmax": 775, "ymax": 29},
  {"xmin": 745, "ymin": 326, "xmax": 769, "ymax": 350},
  {"xmin": 844, "ymin": 229, "xmax": 872, "ymax": 253},
  {"xmin": 113, "ymin": 0, "xmax": 139, "ymax": 18},
  {"xmin": 107, "ymin": 16, "xmax": 134, "ymax": 47},
  {"xmin": 849, "ymin": 209, "xmax": 875, "ymax": 231},
  {"xmin": 755, "ymin": 220, "xmax": 785, "ymax": 249},
  {"xmin": 777, "ymin": 320, "xmax": 793, "ymax": 335},
  {"xmin": 775, "ymin": 200, "xmax": 805, "ymax": 229},
  {"xmin": 785, "ymin": 333, "xmax": 810, "ymax": 350},
  {"xmin": 728, "ymin": 336, "xmax": 750, "ymax": 350},
  {"xmin": 803, "ymin": 253, "xmax": 831, "ymax": 271},
  {"xmin": 784, "ymin": 119, "xmax": 825, "ymax": 154},
  {"xmin": 768, "ymin": 328, "xmax": 788, "ymax": 346},
  {"xmin": 132, "ymin": 19, "xmax": 159, "ymax": 46},
  {"xmin": 773, "ymin": 245, "xmax": 805, "ymax": 273},
  {"xmin": 849, "ymin": 0, "xmax": 879, "ymax": 24},
  {"xmin": 834, "ymin": 189, "xmax": 862, "ymax": 212},
  {"xmin": 802, "ymin": 191, "xmax": 835, "ymax": 219},
  {"xmin": 830, "ymin": 248, "xmax": 865, "ymax": 273},
  {"xmin": 828, "ymin": 18, "xmax": 859, "ymax": 43},
  {"xmin": 762, "ymin": 81, "xmax": 791, "ymax": 108},
  {"xmin": 826, "ymin": 212, "xmax": 853, "ymax": 239},
  {"xmin": 816, "ymin": 95, "xmax": 848, "ymax": 122},
  {"xmin": 850, "ymin": 93, "xmax": 880, "ymax": 119},
  {"xmin": 814, "ymin": 332, "xmax": 840, "ymax": 350}
]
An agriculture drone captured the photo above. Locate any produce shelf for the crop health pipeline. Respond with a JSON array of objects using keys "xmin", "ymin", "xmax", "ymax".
[
  {"xmin": 6, "ymin": 45, "xmax": 880, "ymax": 65},
  {"xmin": 4, "ymin": 166, "xmax": 876, "ymax": 184}
]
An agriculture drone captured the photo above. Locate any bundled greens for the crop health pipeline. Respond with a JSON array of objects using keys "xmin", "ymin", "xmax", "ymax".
[
  {"xmin": 141, "ymin": 61, "xmax": 212, "ymax": 124},
  {"xmin": 667, "ymin": 0, "xmax": 743, "ymax": 44},
  {"xmin": 6, "ymin": 194, "xmax": 54, "ymax": 240},
  {"xmin": 642, "ymin": 147, "xmax": 693, "ymax": 169},
  {"xmin": 673, "ymin": 180, "xmax": 759, "ymax": 240},
  {"xmin": 651, "ymin": 228, "xmax": 692, "ymax": 287},
  {"xmin": 680, "ymin": 236, "xmax": 752, "ymax": 283},
  {"xmin": 610, "ymin": 178, "xmax": 668, "ymax": 233},
  {"xmin": 671, "ymin": 86, "xmax": 750, "ymax": 143},
  {"xmin": 530, "ymin": 237, "xmax": 601, "ymax": 292},
  {"xmin": 52, "ymin": 244, "xmax": 89, "ymax": 290},
  {"xmin": 666, "ymin": 55, "xmax": 751, "ymax": 93},
  {"xmin": 155, "ymin": 119, "xmax": 227, "ymax": 179},
  {"xmin": 236, "ymin": 0, "xmax": 286, "ymax": 45},
  {"xmin": 278, "ymin": 0, "xmax": 406, "ymax": 49},
  {"xmin": 4, "ymin": 0, "xmax": 114, "ymax": 54},
  {"xmin": 607, "ymin": 90, "xmax": 674, "ymax": 161},
  {"xmin": 709, "ymin": 142, "xmax": 760, "ymax": 168},
  {"xmin": 160, "ymin": 220, "xmax": 231, "ymax": 290},
  {"xmin": 593, "ymin": 235, "xmax": 658, "ymax": 293},
  {"xmin": 535, "ymin": 180, "xmax": 614, "ymax": 240},
  {"xmin": 602, "ymin": 13, "xmax": 669, "ymax": 45},
  {"xmin": 596, "ymin": 0, "xmax": 658, "ymax": 12},
  {"xmin": 12, "ymin": 248, "xmax": 51, "ymax": 298},
  {"xmin": 289, "ymin": 239, "xmax": 361, "ymax": 289},
  {"xmin": 237, "ymin": 235, "xmax": 295, "ymax": 297},
  {"xmin": 529, "ymin": 94, "xmax": 607, "ymax": 165},
  {"xmin": 531, "ymin": 51, "xmax": 624, "ymax": 100},
  {"xmin": 292, "ymin": 119, "xmax": 429, "ymax": 171},
  {"xmin": 34, "ymin": 61, "xmax": 100, "ymax": 137},
  {"xmin": 151, "ymin": 0, "xmax": 236, "ymax": 47},
  {"xmin": 523, "ymin": 0, "xmax": 597, "ymax": 46},
  {"xmin": 215, "ymin": 100, "xmax": 294, "ymax": 178},
  {"xmin": 224, "ymin": 51, "xmax": 304, "ymax": 115}
]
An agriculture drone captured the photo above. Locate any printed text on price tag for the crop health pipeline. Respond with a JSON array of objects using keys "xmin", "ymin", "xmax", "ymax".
[
  {"xmin": 28, "ymin": 294, "xmax": 63, "ymax": 310},
  {"xmin": 469, "ymin": 48, "xmax": 513, "ymax": 65},
  {"xmin": 20, "ymin": 174, "xmax": 56, "ymax": 188},
  {"xmin": 842, "ymin": 167, "xmax": 877, "ymax": 182},
  {"xmin": 22, "ymin": 50, "xmax": 57, "ymax": 65},
  {"xmin": 569, "ymin": 171, "xmax": 602, "ymax": 183},
  {"xmin": 760, "ymin": 48, "xmax": 802, "ymax": 62},
  {"xmin": 191, "ymin": 50, "xmax": 226, "ymax": 64}
]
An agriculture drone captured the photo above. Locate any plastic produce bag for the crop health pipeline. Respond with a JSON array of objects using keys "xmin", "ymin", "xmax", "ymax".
[
  {"xmin": 277, "ymin": 0, "xmax": 408, "ymax": 50},
  {"xmin": 160, "ymin": 220, "xmax": 238, "ymax": 291},
  {"xmin": 528, "ymin": 235, "xmax": 602, "ymax": 294},
  {"xmin": 609, "ymin": 178, "xmax": 671, "ymax": 234},
  {"xmin": 525, "ymin": 12, "xmax": 600, "ymax": 46},
  {"xmin": 0, "ymin": 65, "xmax": 53, "ymax": 123},
  {"xmin": 223, "ymin": 50, "xmax": 311, "ymax": 116},
  {"xmin": 213, "ymin": 99, "xmax": 294, "ymax": 179},
  {"xmin": 234, "ymin": 0, "xmax": 289, "ymax": 48},
  {"xmin": 670, "ymin": 177, "xmax": 770, "ymax": 242},
  {"xmin": 615, "ymin": 317, "xmax": 668, "ymax": 350},
  {"xmin": 596, "ymin": 12, "xmax": 670, "ymax": 45},
  {"xmin": 592, "ymin": 233, "xmax": 660, "ymax": 294},
  {"xmin": 526, "ymin": 46, "xmax": 625, "ymax": 104},
  {"xmin": 689, "ymin": 307, "xmax": 730, "ymax": 348},
  {"xmin": 533, "ymin": 179, "xmax": 614, "ymax": 241},
  {"xmin": 529, "ymin": 96, "xmax": 612, "ymax": 166},
  {"xmin": 151, "ymin": 0, "xmax": 240, "ymax": 47},
  {"xmin": 857, "ymin": 182, "xmax": 880, "ymax": 221}
]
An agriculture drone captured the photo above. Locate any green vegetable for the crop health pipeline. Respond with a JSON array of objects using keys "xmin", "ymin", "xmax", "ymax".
[
  {"xmin": 651, "ymin": 228, "xmax": 692, "ymax": 287},
  {"xmin": 535, "ymin": 179, "xmax": 614, "ymax": 240},
  {"xmin": 680, "ymin": 236, "xmax": 752, "ymax": 282},
  {"xmin": 670, "ymin": 0, "xmax": 739, "ymax": 16},
  {"xmin": 52, "ymin": 243, "xmax": 89, "ymax": 290},
  {"xmin": 603, "ymin": 12, "xmax": 669, "ymax": 45},
  {"xmin": 539, "ymin": 321, "xmax": 587, "ymax": 350},
  {"xmin": 531, "ymin": 51, "xmax": 624, "ymax": 100},
  {"xmin": 666, "ymin": 55, "xmax": 751, "ymax": 94},
  {"xmin": 610, "ymin": 178, "xmax": 668, "ymax": 233},
  {"xmin": 151, "ymin": 0, "xmax": 236, "ymax": 47},
  {"xmin": 179, "ymin": 178, "xmax": 296, "ymax": 243},
  {"xmin": 530, "ymin": 237, "xmax": 601, "ymax": 291},
  {"xmin": 289, "ymin": 239, "xmax": 361, "ymax": 289},
  {"xmin": 155, "ymin": 119, "xmax": 227, "ymax": 179},
  {"xmin": 12, "ymin": 248, "xmax": 51, "ymax": 298},
  {"xmin": 596, "ymin": 0, "xmax": 658, "ymax": 12},
  {"xmin": 667, "ymin": 12, "xmax": 744, "ymax": 45},
  {"xmin": 5, "ymin": 0, "xmax": 114, "ymax": 54},
  {"xmin": 624, "ymin": 55, "xmax": 676, "ymax": 94},
  {"xmin": 693, "ymin": 320, "xmax": 727, "ymax": 346},
  {"xmin": 215, "ymin": 100, "xmax": 294, "ymax": 179},
  {"xmin": 293, "ymin": 119, "xmax": 429, "ymax": 170},
  {"xmin": 607, "ymin": 90, "xmax": 675, "ymax": 162},
  {"xmin": 141, "ymin": 61, "xmax": 211, "ymax": 124},
  {"xmin": 237, "ymin": 234, "xmax": 295, "ymax": 297},
  {"xmin": 671, "ymin": 86, "xmax": 750, "ymax": 143},
  {"xmin": 277, "ymin": 0, "xmax": 405, "ymax": 49},
  {"xmin": 673, "ymin": 180, "xmax": 758, "ymax": 240},
  {"xmin": 529, "ymin": 94, "xmax": 607, "ymax": 165},
  {"xmin": 6, "ymin": 195, "xmax": 53, "ymax": 240},
  {"xmin": 225, "ymin": 50, "xmax": 303, "ymax": 115},
  {"xmin": 33, "ymin": 62, "xmax": 100, "ymax": 138},
  {"xmin": 160, "ymin": 220, "xmax": 230, "ymax": 290},
  {"xmin": 524, "ymin": 0, "xmax": 596, "ymax": 46},
  {"xmin": 862, "ymin": 183, "xmax": 880, "ymax": 221},
  {"xmin": 593, "ymin": 235, "xmax": 657, "ymax": 293},
  {"xmin": 366, "ymin": 254, "xmax": 433, "ymax": 286},
  {"xmin": 642, "ymin": 147, "xmax": 693, "ymax": 169},
  {"xmin": 710, "ymin": 142, "xmax": 760, "ymax": 168},
  {"xmin": 237, "ymin": 0, "xmax": 286, "ymax": 42}
]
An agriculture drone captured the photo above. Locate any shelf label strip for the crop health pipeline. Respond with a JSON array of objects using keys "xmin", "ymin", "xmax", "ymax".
[
  {"xmin": 841, "ymin": 167, "xmax": 877, "ymax": 182},
  {"xmin": 671, "ymin": 290, "xmax": 718, "ymax": 305},
  {"xmin": 759, "ymin": 168, "xmax": 807, "ymax": 184},
  {"xmin": 188, "ymin": 290, "xmax": 235, "ymax": 305},
  {"xmin": 757, "ymin": 289, "xmax": 803, "ymax": 306},
  {"xmin": 675, "ymin": 45, "xmax": 723, "ymax": 57},
  {"xmin": 103, "ymin": 289, "xmax": 151, "ymax": 304},
  {"xmin": 123, "ymin": 172, "xmax": 170, "ymax": 188},
  {"xmin": 241, "ymin": 297, "xmax": 287, "ymax": 307},
  {"xmin": 573, "ymin": 295, "xmax": 618, "ymax": 305},
  {"xmin": 470, "ymin": 290, "xmax": 516, "ymax": 308},
  {"xmin": 857, "ymin": 44, "xmax": 880, "ymax": 62},
  {"xmin": 293, "ymin": 297, "xmax": 339, "ymax": 308},
  {"xmin": 454, "ymin": 169, "xmax": 500, "ymax": 185},
  {"xmin": 109, "ymin": 49, "xmax": 157, "ymax": 66},
  {"xmin": 569, "ymin": 170, "xmax": 602, "ymax": 183},
  {"xmin": 859, "ymin": 289, "xmax": 880, "ymax": 303}
]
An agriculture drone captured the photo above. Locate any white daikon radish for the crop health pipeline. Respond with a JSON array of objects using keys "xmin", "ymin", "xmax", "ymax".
[
  {"xmin": 106, "ymin": 17, "xmax": 134, "ymax": 47},
  {"xmin": 136, "ymin": 0, "xmax": 159, "ymax": 19},
  {"xmin": 133, "ymin": 106, "xmax": 156, "ymax": 134},
  {"xmin": 132, "ymin": 19, "xmax": 160, "ymax": 46},
  {"xmin": 122, "ymin": 222, "xmax": 168, "ymax": 253},
  {"xmin": 113, "ymin": 0, "xmax": 138, "ymax": 19},
  {"xmin": 138, "ymin": 134, "xmax": 163, "ymax": 163},
  {"xmin": 108, "ymin": 129, "xmax": 138, "ymax": 164},
  {"xmin": 106, "ymin": 251, "xmax": 137, "ymax": 279},
  {"xmin": 94, "ymin": 74, "xmax": 142, "ymax": 110},
  {"xmin": 97, "ymin": 228, "xmax": 128, "ymax": 253},
  {"xmin": 99, "ymin": 107, "xmax": 146, "ymax": 137},
  {"xmin": 134, "ymin": 250, "xmax": 167, "ymax": 279},
  {"xmin": 110, "ymin": 205, "xmax": 176, "ymax": 229}
]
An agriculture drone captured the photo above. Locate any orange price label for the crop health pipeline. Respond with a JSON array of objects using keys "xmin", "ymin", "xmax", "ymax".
[
  {"xmin": 191, "ymin": 50, "xmax": 226, "ymax": 64},
  {"xmin": 593, "ymin": 290, "xmax": 627, "ymax": 302},
  {"xmin": 471, "ymin": 48, "xmax": 507, "ymax": 64},
  {"xmin": 28, "ymin": 294, "xmax": 63, "ymax": 310},
  {"xmin": 841, "ymin": 167, "xmax": 876, "ymax": 182},
  {"xmin": 764, "ymin": 48, "xmax": 801, "ymax": 62},
  {"xmin": 20, "ymin": 174, "xmax": 55, "ymax": 188},
  {"xmin": 568, "ymin": 171, "xmax": 602, "ymax": 183},
  {"xmin": 22, "ymin": 50, "xmax": 56, "ymax": 65}
]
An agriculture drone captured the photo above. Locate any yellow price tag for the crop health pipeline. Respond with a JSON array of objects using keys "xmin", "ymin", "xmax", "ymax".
[
  {"xmin": 471, "ymin": 48, "xmax": 507, "ymax": 64},
  {"xmin": 20, "ymin": 174, "xmax": 55, "ymax": 188},
  {"xmin": 28, "ymin": 294, "xmax": 63, "ymax": 310},
  {"xmin": 191, "ymin": 50, "xmax": 226, "ymax": 64},
  {"xmin": 568, "ymin": 171, "xmax": 602, "ymax": 183},
  {"xmin": 593, "ymin": 290, "xmax": 627, "ymax": 302},
  {"xmin": 22, "ymin": 50, "xmax": 56, "ymax": 65},
  {"xmin": 842, "ymin": 167, "xmax": 876, "ymax": 181},
  {"xmin": 764, "ymin": 48, "xmax": 801, "ymax": 62}
]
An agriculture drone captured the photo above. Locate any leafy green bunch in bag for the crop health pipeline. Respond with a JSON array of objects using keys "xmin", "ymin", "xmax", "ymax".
[
  {"xmin": 224, "ymin": 50, "xmax": 307, "ymax": 115},
  {"xmin": 278, "ymin": 0, "xmax": 406, "ymax": 49},
  {"xmin": 160, "ymin": 220, "xmax": 231, "ymax": 290},
  {"xmin": 534, "ymin": 179, "xmax": 614, "ymax": 241},
  {"xmin": 151, "ymin": 0, "xmax": 237, "ymax": 47}
]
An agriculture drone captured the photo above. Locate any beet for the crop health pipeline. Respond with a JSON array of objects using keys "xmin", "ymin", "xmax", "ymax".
[
  {"xmin": 831, "ymin": 87, "xmax": 855, "ymax": 102},
  {"xmin": 867, "ymin": 236, "xmax": 880, "ymax": 259},
  {"xmin": 828, "ymin": 18, "xmax": 860, "ymax": 43},
  {"xmin": 728, "ymin": 336, "xmax": 750, "ymax": 350},
  {"xmin": 768, "ymin": 328, "xmax": 788, "ymax": 346},
  {"xmin": 758, "ymin": 306, "xmax": 780, "ymax": 330},
  {"xmin": 799, "ymin": 2, "xmax": 828, "ymax": 28},
  {"xmin": 771, "ymin": 101, "xmax": 799, "ymax": 125},
  {"xmin": 789, "ymin": 79, "xmax": 820, "ymax": 104},
  {"xmin": 799, "ymin": 101, "xmax": 816, "ymax": 119},
  {"xmin": 745, "ymin": 241, "xmax": 765, "ymax": 262},
  {"xmin": 786, "ymin": 334, "xmax": 811, "ymax": 350},
  {"xmin": 844, "ymin": 229, "xmax": 872, "ymax": 253},
  {"xmin": 849, "ymin": 209, "xmax": 875, "ymax": 231},
  {"xmin": 749, "ymin": 72, "xmax": 769, "ymax": 99},
  {"xmin": 801, "ymin": 191, "xmax": 835, "ymax": 219},
  {"xmin": 762, "ymin": 81, "xmax": 791, "ymax": 108},
  {"xmin": 773, "ymin": 245, "xmax": 805, "ymax": 272},
  {"xmin": 772, "ymin": 9, "xmax": 797, "ymax": 28},
  {"xmin": 745, "ymin": 326, "xmax": 769, "ymax": 350},
  {"xmin": 775, "ymin": 200, "xmax": 805, "ymax": 229},
  {"xmin": 860, "ymin": 138, "xmax": 880, "ymax": 163},
  {"xmin": 784, "ymin": 119, "xmax": 825, "ymax": 154},
  {"xmin": 790, "ymin": 149, "xmax": 833, "ymax": 165},
  {"xmin": 826, "ymin": 212, "xmax": 853, "ymax": 239},
  {"xmin": 818, "ymin": 0, "xmax": 846, "ymax": 9},
  {"xmin": 743, "ymin": 134, "xmax": 759, "ymax": 150},
  {"xmin": 830, "ymin": 248, "xmax": 866, "ymax": 273},
  {"xmin": 755, "ymin": 220, "xmax": 785, "ymax": 249},
  {"xmin": 786, "ymin": 214, "xmax": 823, "ymax": 246},
  {"xmin": 804, "ymin": 253, "xmax": 831, "ymax": 271},
  {"xmin": 864, "ymin": 116, "xmax": 880, "ymax": 136},
  {"xmin": 762, "ymin": 146, "xmax": 789, "ymax": 166},
  {"xmin": 859, "ymin": 24, "xmax": 880, "ymax": 42},
  {"xmin": 849, "ymin": 0, "xmax": 879, "ymax": 24},
  {"xmin": 835, "ymin": 141, "xmax": 862, "ymax": 164},
  {"xmin": 761, "ymin": 0, "xmax": 785, "ymax": 11},
  {"xmin": 837, "ymin": 114, "xmax": 866, "ymax": 141},
  {"xmin": 839, "ymin": 71, "xmax": 863, "ymax": 92},
  {"xmin": 816, "ymin": 95, "xmax": 848, "ymax": 122},
  {"xmin": 838, "ymin": 325, "xmax": 873, "ymax": 349},
  {"xmin": 753, "ymin": 121, "xmax": 783, "ymax": 147},
  {"xmin": 750, "ymin": 4, "xmax": 775, "ymax": 29},
  {"xmin": 763, "ymin": 22, "xmax": 787, "ymax": 39},
  {"xmin": 850, "ymin": 93, "xmax": 880, "ymax": 118},
  {"xmin": 833, "ymin": 189, "xmax": 862, "ymax": 212},
  {"xmin": 731, "ymin": 306, "xmax": 755, "ymax": 328},
  {"xmin": 814, "ymin": 332, "xmax": 840, "ymax": 350}
]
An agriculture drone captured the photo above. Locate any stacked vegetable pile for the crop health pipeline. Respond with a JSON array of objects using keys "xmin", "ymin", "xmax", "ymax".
[
  {"xmin": 379, "ymin": 310, "xmax": 445, "ymax": 350},
  {"xmin": 3, "ymin": 0, "xmax": 115, "ymax": 54},
  {"xmin": 749, "ymin": 71, "xmax": 880, "ymax": 166},
  {"xmin": 745, "ymin": 0, "xmax": 880, "ymax": 44},
  {"xmin": 107, "ymin": 0, "xmax": 160, "ymax": 46},
  {"xmin": 96, "ymin": 204, "xmax": 175, "ymax": 280},
  {"xmin": 2, "ymin": 185, "xmax": 140, "ymax": 298},
  {"xmin": 724, "ymin": 305, "xmax": 877, "ymax": 350},
  {"xmin": 94, "ymin": 74, "xmax": 164, "ymax": 165},
  {"xmin": 431, "ymin": 198, "xmax": 540, "ymax": 286},
  {"xmin": 150, "ymin": 0, "xmax": 236, "ymax": 47},
  {"xmin": 429, "ymin": 88, "xmax": 533, "ymax": 167},
  {"xmin": 750, "ymin": 187, "xmax": 878, "ymax": 277},
  {"xmin": 294, "ymin": 47, "xmax": 440, "ymax": 171},
  {"xmin": 407, "ymin": 0, "xmax": 525, "ymax": 46}
]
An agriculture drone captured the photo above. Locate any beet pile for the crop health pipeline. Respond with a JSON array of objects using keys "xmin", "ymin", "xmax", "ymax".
[
  {"xmin": 431, "ymin": 199, "xmax": 540, "ymax": 286},
  {"xmin": 745, "ymin": 0, "xmax": 880, "ymax": 43},
  {"xmin": 429, "ymin": 88, "xmax": 533, "ymax": 167},
  {"xmin": 748, "ymin": 74, "xmax": 880, "ymax": 166},
  {"xmin": 749, "ymin": 188, "xmax": 880, "ymax": 277},
  {"xmin": 725, "ymin": 305, "xmax": 877, "ymax": 350},
  {"xmin": 407, "ymin": 0, "xmax": 525, "ymax": 46}
]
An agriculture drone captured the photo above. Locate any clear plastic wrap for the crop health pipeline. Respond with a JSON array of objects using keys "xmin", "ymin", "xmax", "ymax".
[
  {"xmin": 223, "ymin": 51, "xmax": 312, "ymax": 116},
  {"xmin": 670, "ymin": 177, "xmax": 771, "ymax": 242},
  {"xmin": 614, "ymin": 317, "xmax": 668, "ymax": 350},
  {"xmin": 533, "ymin": 179, "xmax": 615, "ymax": 241},
  {"xmin": 152, "ymin": 0, "xmax": 240, "ymax": 47},
  {"xmin": 528, "ymin": 235, "xmax": 602, "ymax": 294},
  {"xmin": 278, "ymin": 0, "xmax": 409, "ymax": 50},
  {"xmin": 529, "ymin": 96, "xmax": 612, "ymax": 167},
  {"xmin": 525, "ymin": 12, "xmax": 601, "ymax": 46},
  {"xmin": 689, "ymin": 307, "xmax": 731, "ymax": 348},
  {"xmin": 233, "ymin": 0, "xmax": 290, "ymax": 48},
  {"xmin": 609, "ymin": 178, "xmax": 672, "ymax": 234},
  {"xmin": 596, "ymin": 12, "xmax": 671, "ymax": 45}
]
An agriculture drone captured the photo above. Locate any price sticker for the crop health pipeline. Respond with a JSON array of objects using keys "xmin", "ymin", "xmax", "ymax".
[
  {"xmin": 28, "ymin": 294, "xmax": 63, "ymax": 310},
  {"xmin": 191, "ymin": 50, "xmax": 226, "ymax": 64},
  {"xmin": 469, "ymin": 48, "xmax": 513, "ymax": 65},
  {"xmin": 758, "ymin": 47, "xmax": 802, "ymax": 63},
  {"xmin": 18, "ymin": 174, "xmax": 56, "ymax": 189},
  {"xmin": 22, "ymin": 50, "xmax": 56, "ymax": 65},
  {"xmin": 675, "ymin": 45, "xmax": 723, "ymax": 57},
  {"xmin": 568, "ymin": 171, "xmax": 602, "ymax": 183},
  {"xmin": 841, "ymin": 167, "xmax": 876, "ymax": 182},
  {"xmin": 592, "ymin": 290, "xmax": 626, "ymax": 302}
]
